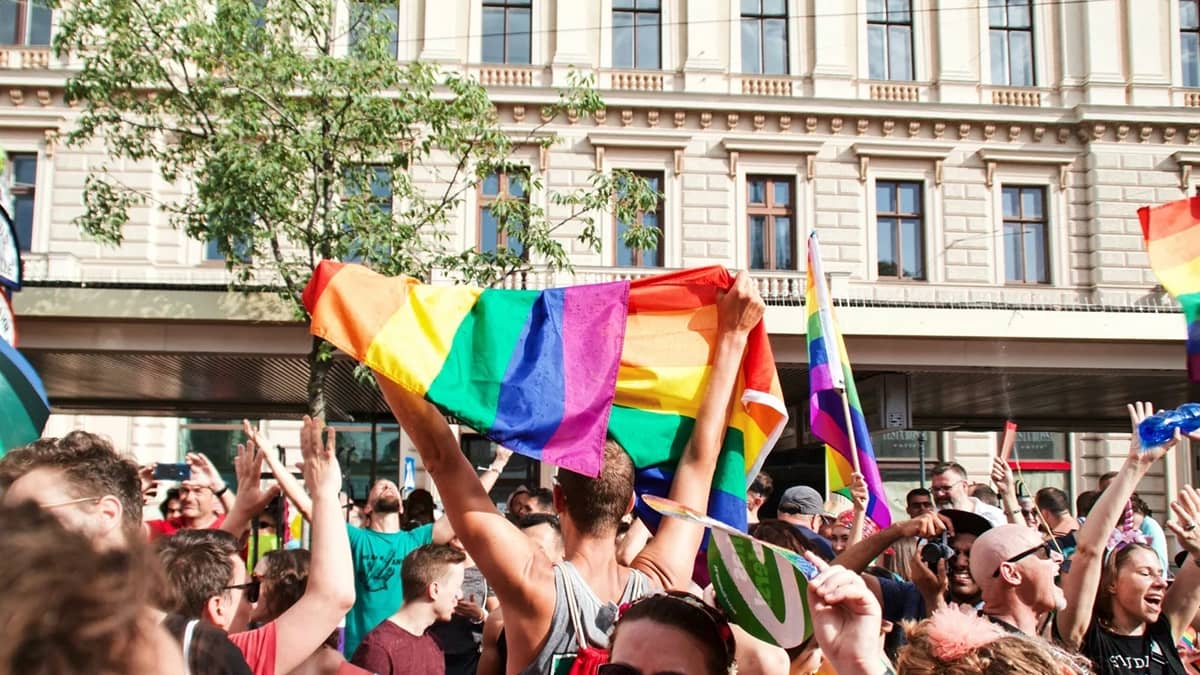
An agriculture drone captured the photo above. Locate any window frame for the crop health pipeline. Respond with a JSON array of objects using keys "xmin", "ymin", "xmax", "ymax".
[
  {"xmin": 614, "ymin": 170, "xmax": 664, "ymax": 268},
  {"xmin": 1183, "ymin": 0, "xmax": 1200, "ymax": 87},
  {"xmin": 481, "ymin": 0, "xmax": 533, "ymax": 65},
  {"xmin": 0, "ymin": 0, "xmax": 52, "ymax": 47},
  {"xmin": 739, "ymin": 0, "xmax": 789, "ymax": 75},
  {"xmin": 874, "ymin": 179, "xmax": 926, "ymax": 281},
  {"xmin": 7, "ymin": 152, "xmax": 36, "ymax": 253},
  {"xmin": 988, "ymin": 0, "xmax": 1037, "ymax": 86},
  {"xmin": 477, "ymin": 168, "xmax": 530, "ymax": 257},
  {"xmin": 866, "ymin": 0, "xmax": 915, "ymax": 81},
  {"xmin": 1001, "ymin": 184, "xmax": 1051, "ymax": 285},
  {"xmin": 612, "ymin": 0, "xmax": 661, "ymax": 70},
  {"xmin": 746, "ymin": 174, "xmax": 796, "ymax": 271}
]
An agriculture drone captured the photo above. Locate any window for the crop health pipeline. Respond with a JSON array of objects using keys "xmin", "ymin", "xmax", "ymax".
[
  {"xmin": 479, "ymin": 170, "xmax": 528, "ymax": 256},
  {"xmin": 874, "ymin": 430, "xmax": 941, "ymax": 516},
  {"xmin": 482, "ymin": 0, "xmax": 531, "ymax": 64},
  {"xmin": 344, "ymin": 165, "xmax": 392, "ymax": 261},
  {"xmin": 349, "ymin": 1, "xmax": 399, "ymax": 58},
  {"xmin": 1185, "ymin": 1, "xmax": 1200, "ymax": 86},
  {"xmin": 876, "ymin": 181, "xmax": 924, "ymax": 280},
  {"xmin": 612, "ymin": 0, "xmax": 660, "ymax": 70},
  {"xmin": 204, "ymin": 235, "xmax": 252, "ymax": 263},
  {"xmin": 1003, "ymin": 431, "xmax": 1070, "ymax": 501},
  {"xmin": 615, "ymin": 171, "xmax": 663, "ymax": 267},
  {"xmin": 746, "ymin": 176, "xmax": 795, "ymax": 270},
  {"xmin": 0, "ymin": 0, "xmax": 52, "ymax": 46},
  {"xmin": 7, "ymin": 153, "xmax": 36, "ymax": 252},
  {"xmin": 989, "ymin": 0, "xmax": 1035, "ymax": 86},
  {"xmin": 1002, "ymin": 185, "xmax": 1049, "ymax": 284},
  {"xmin": 740, "ymin": 0, "xmax": 787, "ymax": 75},
  {"xmin": 179, "ymin": 419, "xmax": 246, "ymax": 487},
  {"xmin": 867, "ymin": 0, "xmax": 913, "ymax": 81},
  {"xmin": 461, "ymin": 434, "xmax": 540, "ymax": 509}
]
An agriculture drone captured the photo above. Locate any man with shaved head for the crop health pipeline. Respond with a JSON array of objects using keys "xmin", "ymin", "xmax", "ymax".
[{"xmin": 970, "ymin": 523, "xmax": 1066, "ymax": 635}]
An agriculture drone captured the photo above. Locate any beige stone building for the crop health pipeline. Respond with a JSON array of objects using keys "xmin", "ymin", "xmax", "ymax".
[{"xmin": 3, "ymin": 0, "xmax": 1200, "ymax": 525}]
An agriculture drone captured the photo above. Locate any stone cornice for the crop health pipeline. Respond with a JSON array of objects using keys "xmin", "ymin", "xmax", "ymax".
[
  {"xmin": 978, "ymin": 147, "xmax": 1079, "ymax": 190},
  {"xmin": 853, "ymin": 142, "xmax": 954, "ymax": 184},
  {"xmin": 587, "ymin": 130, "xmax": 692, "ymax": 172}
]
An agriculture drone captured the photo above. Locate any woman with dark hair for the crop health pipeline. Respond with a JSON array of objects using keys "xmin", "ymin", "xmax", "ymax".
[
  {"xmin": 250, "ymin": 549, "xmax": 372, "ymax": 675},
  {"xmin": 1056, "ymin": 402, "xmax": 1200, "ymax": 675},
  {"xmin": 604, "ymin": 591, "xmax": 737, "ymax": 675}
]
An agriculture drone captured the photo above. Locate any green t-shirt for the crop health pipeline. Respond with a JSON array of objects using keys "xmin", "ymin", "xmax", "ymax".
[{"xmin": 343, "ymin": 523, "xmax": 435, "ymax": 657}]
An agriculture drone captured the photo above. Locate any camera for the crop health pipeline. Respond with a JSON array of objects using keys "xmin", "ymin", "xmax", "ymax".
[{"xmin": 920, "ymin": 531, "xmax": 954, "ymax": 570}]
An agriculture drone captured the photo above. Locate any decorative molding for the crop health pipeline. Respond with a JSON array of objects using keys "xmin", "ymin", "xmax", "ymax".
[
  {"xmin": 8, "ymin": 90, "xmax": 23, "ymax": 106},
  {"xmin": 611, "ymin": 71, "xmax": 663, "ymax": 91},
  {"xmin": 700, "ymin": 112, "xmax": 712, "ymax": 129},
  {"xmin": 1058, "ymin": 127, "xmax": 1071, "ymax": 144},
  {"xmin": 1173, "ymin": 151, "xmax": 1200, "ymax": 190},
  {"xmin": 977, "ymin": 148, "xmax": 1077, "ymax": 190},
  {"xmin": 720, "ymin": 137, "xmax": 823, "ymax": 179},
  {"xmin": 512, "ymin": 105, "xmax": 526, "ymax": 123},
  {"xmin": 741, "ymin": 77, "xmax": 793, "ymax": 96},
  {"xmin": 1116, "ymin": 124, "xmax": 1130, "ymax": 142},
  {"xmin": 1032, "ymin": 126, "xmax": 1045, "ymax": 142},
  {"xmin": 908, "ymin": 121, "xmax": 920, "ymax": 138},
  {"xmin": 856, "ymin": 119, "xmax": 869, "ymax": 136},
  {"xmin": 35, "ymin": 89, "xmax": 51, "ymax": 107},
  {"xmin": 830, "ymin": 118, "xmax": 843, "ymax": 134},
  {"xmin": 1008, "ymin": 125, "xmax": 1021, "ymax": 142},
  {"xmin": 991, "ymin": 88, "xmax": 1042, "ymax": 106},
  {"xmin": 805, "ymin": 116, "xmax": 818, "ymax": 133},
  {"xmin": 869, "ymin": 83, "xmax": 920, "ymax": 101},
  {"xmin": 726, "ymin": 113, "xmax": 739, "ymax": 130},
  {"xmin": 853, "ymin": 142, "xmax": 953, "ymax": 185},
  {"xmin": 673, "ymin": 111, "xmax": 686, "ymax": 128},
  {"xmin": 959, "ymin": 123, "xmax": 971, "ymax": 140},
  {"xmin": 778, "ymin": 115, "xmax": 791, "ymax": 131},
  {"xmin": 1140, "ymin": 126, "xmax": 1153, "ymax": 143},
  {"xmin": 43, "ymin": 129, "xmax": 58, "ymax": 158},
  {"xmin": 882, "ymin": 120, "xmax": 894, "ymax": 137},
  {"xmin": 620, "ymin": 109, "xmax": 633, "ymax": 127},
  {"xmin": 1165, "ymin": 127, "xmax": 1178, "ymax": 142},
  {"xmin": 1190, "ymin": 128, "xmax": 1200, "ymax": 145},
  {"xmin": 510, "ymin": 132, "xmax": 557, "ymax": 172},
  {"xmin": 647, "ymin": 110, "xmax": 659, "ymax": 128},
  {"xmin": 983, "ymin": 124, "xmax": 996, "ymax": 140},
  {"xmin": 753, "ymin": 114, "xmax": 765, "ymax": 131},
  {"xmin": 589, "ymin": 131, "xmax": 692, "ymax": 173},
  {"xmin": 593, "ymin": 109, "xmax": 606, "ymax": 125}
]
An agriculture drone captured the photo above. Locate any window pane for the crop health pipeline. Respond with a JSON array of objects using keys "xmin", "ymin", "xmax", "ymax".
[
  {"xmin": 507, "ymin": 175, "xmax": 527, "ymax": 199},
  {"xmin": 1012, "ymin": 431, "xmax": 1067, "ymax": 460},
  {"xmin": 642, "ymin": 212, "xmax": 661, "ymax": 267},
  {"xmin": 28, "ymin": 2, "xmax": 52, "ymax": 45},
  {"xmin": 639, "ymin": 0, "xmax": 660, "ymax": 8},
  {"xmin": 1185, "ymin": 0, "xmax": 1200, "ymax": 30},
  {"xmin": 773, "ymin": 180, "xmax": 791, "ymax": 206},
  {"xmin": 886, "ymin": 0, "xmax": 911, "ymax": 23},
  {"xmin": 990, "ymin": 30, "xmax": 1009, "ymax": 84},
  {"xmin": 1009, "ymin": 30, "xmax": 1034, "ymax": 86},
  {"xmin": 1021, "ymin": 187, "xmax": 1043, "ymax": 218},
  {"xmin": 636, "ymin": 12, "xmax": 660, "ymax": 69},
  {"xmin": 1002, "ymin": 187, "xmax": 1020, "ymax": 218},
  {"xmin": 898, "ymin": 183, "xmax": 920, "ymax": 214},
  {"xmin": 763, "ymin": 19, "xmax": 787, "ymax": 74},
  {"xmin": 14, "ymin": 194, "xmax": 34, "ymax": 252},
  {"xmin": 775, "ymin": 217, "xmax": 793, "ymax": 270},
  {"xmin": 888, "ymin": 25, "xmax": 913, "ymax": 80},
  {"xmin": 205, "ymin": 238, "xmax": 222, "ymax": 261},
  {"xmin": 481, "ymin": 8, "xmax": 505, "ymax": 63},
  {"xmin": 0, "ymin": 0, "xmax": 17, "ymax": 44},
  {"xmin": 382, "ymin": 5, "xmax": 399, "ymax": 57},
  {"xmin": 613, "ymin": 0, "xmax": 635, "ymax": 8},
  {"xmin": 741, "ymin": 19, "xmax": 761, "ymax": 74},
  {"xmin": 748, "ymin": 178, "xmax": 766, "ymax": 204},
  {"xmin": 868, "ymin": 25, "xmax": 887, "ymax": 80},
  {"xmin": 763, "ymin": 0, "xmax": 786, "ymax": 15},
  {"xmin": 481, "ymin": 209, "xmax": 500, "ymax": 253},
  {"xmin": 613, "ymin": 12, "xmax": 634, "ymax": 68},
  {"xmin": 482, "ymin": 172, "xmax": 500, "ymax": 195},
  {"xmin": 12, "ymin": 155, "xmax": 37, "ymax": 185},
  {"xmin": 988, "ymin": 0, "xmax": 1007, "ymax": 27},
  {"xmin": 866, "ymin": 0, "xmax": 886, "ymax": 22},
  {"xmin": 877, "ymin": 218, "xmax": 897, "ymax": 276},
  {"xmin": 901, "ymin": 218, "xmax": 923, "ymax": 279},
  {"xmin": 508, "ymin": 8, "xmax": 531, "ymax": 64},
  {"xmin": 1185, "ymin": 34, "xmax": 1200, "ymax": 88},
  {"xmin": 1008, "ymin": 0, "xmax": 1031, "ymax": 28},
  {"xmin": 741, "ymin": 0, "xmax": 760, "ymax": 15},
  {"xmin": 1024, "ymin": 223, "xmax": 1047, "ymax": 283},
  {"xmin": 876, "ymin": 182, "xmax": 896, "ymax": 213},
  {"xmin": 616, "ymin": 216, "xmax": 633, "ymax": 266},
  {"xmin": 370, "ymin": 168, "xmax": 391, "ymax": 200},
  {"xmin": 1004, "ymin": 223, "xmax": 1022, "ymax": 281},
  {"xmin": 750, "ymin": 216, "xmax": 766, "ymax": 269}
]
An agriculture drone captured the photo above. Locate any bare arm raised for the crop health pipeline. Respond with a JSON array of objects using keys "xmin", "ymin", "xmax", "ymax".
[{"xmin": 629, "ymin": 270, "xmax": 764, "ymax": 590}]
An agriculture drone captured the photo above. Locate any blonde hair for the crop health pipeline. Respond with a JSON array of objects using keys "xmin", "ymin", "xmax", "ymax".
[
  {"xmin": 897, "ymin": 611, "xmax": 1092, "ymax": 675},
  {"xmin": 884, "ymin": 536, "xmax": 920, "ymax": 581}
]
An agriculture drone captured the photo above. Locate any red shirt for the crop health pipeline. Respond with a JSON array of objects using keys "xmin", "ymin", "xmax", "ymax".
[
  {"xmin": 146, "ymin": 514, "xmax": 226, "ymax": 540},
  {"xmin": 229, "ymin": 622, "xmax": 277, "ymax": 675},
  {"xmin": 350, "ymin": 620, "xmax": 443, "ymax": 675}
]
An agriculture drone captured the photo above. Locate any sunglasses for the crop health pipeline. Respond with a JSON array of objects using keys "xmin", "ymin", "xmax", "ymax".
[
  {"xmin": 992, "ymin": 541, "xmax": 1055, "ymax": 577},
  {"xmin": 224, "ymin": 578, "xmax": 261, "ymax": 603}
]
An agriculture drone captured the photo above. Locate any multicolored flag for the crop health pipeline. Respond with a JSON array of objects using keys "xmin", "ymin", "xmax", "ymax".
[
  {"xmin": 806, "ymin": 232, "xmax": 891, "ymax": 527},
  {"xmin": 613, "ymin": 266, "xmax": 788, "ymax": 532},
  {"xmin": 0, "ymin": 338, "xmax": 49, "ymax": 456},
  {"xmin": 1139, "ymin": 196, "xmax": 1200, "ymax": 381},
  {"xmin": 304, "ymin": 261, "xmax": 629, "ymax": 477},
  {"xmin": 644, "ymin": 494, "xmax": 816, "ymax": 648}
]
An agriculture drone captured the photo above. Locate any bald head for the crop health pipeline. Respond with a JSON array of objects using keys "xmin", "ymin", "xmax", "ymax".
[
  {"xmin": 970, "ymin": 525, "xmax": 1043, "ymax": 592},
  {"xmin": 971, "ymin": 524, "xmax": 1065, "ymax": 621}
]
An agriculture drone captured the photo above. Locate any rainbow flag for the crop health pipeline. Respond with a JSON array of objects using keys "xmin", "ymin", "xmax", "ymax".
[
  {"xmin": 1139, "ymin": 196, "xmax": 1200, "ymax": 381},
  {"xmin": 806, "ymin": 232, "xmax": 891, "ymax": 527},
  {"xmin": 614, "ymin": 267, "xmax": 788, "ymax": 532},
  {"xmin": 303, "ymin": 261, "xmax": 629, "ymax": 477}
]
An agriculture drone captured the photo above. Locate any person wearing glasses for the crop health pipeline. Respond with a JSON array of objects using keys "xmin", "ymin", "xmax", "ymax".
[
  {"xmin": 969, "ymin": 523, "xmax": 1066, "ymax": 636},
  {"xmin": 1056, "ymin": 402, "xmax": 1200, "ymax": 675},
  {"xmin": 746, "ymin": 471, "xmax": 773, "ymax": 526},
  {"xmin": 156, "ymin": 417, "xmax": 355, "ymax": 675},
  {"xmin": 929, "ymin": 462, "xmax": 1006, "ymax": 528}
]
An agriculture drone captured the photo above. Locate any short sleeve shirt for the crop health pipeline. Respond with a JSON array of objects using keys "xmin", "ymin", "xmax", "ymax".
[
  {"xmin": 228, "ymin": 622, "xmax": 278, "ymax": 675},
  {"xmin": 1081, "ymin": 615, "xmax": 1185, "ymax": 675},
  {"xmin": 343, "ymin": 523, "xmax": 435, "ymax": 657},
  {"xmin": 350, "ymin": 620, "xmax": 444, "ymax": 675}
]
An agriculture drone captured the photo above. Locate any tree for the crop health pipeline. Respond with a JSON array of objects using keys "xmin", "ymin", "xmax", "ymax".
[{"xmin": 53, "ymin": 0, "xmax": 659, "ymax": 421}]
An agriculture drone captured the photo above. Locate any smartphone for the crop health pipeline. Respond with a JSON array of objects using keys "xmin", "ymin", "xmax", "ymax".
[{"xmin": 153, "ymin": 463, "xmax": 192, "ymax": 482}]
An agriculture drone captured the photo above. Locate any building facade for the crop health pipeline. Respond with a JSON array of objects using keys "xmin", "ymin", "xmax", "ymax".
[{"xmin": 3, "ymin": 0, "xmax": 1200, "ymax": 521}]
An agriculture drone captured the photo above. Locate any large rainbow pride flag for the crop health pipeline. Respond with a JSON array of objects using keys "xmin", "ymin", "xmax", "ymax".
[
  {"xmin": 1139, "ymin": 196, "xmax": 1200, "ymax": 382},
  {"xmin": 303, "ymin": 263, "xmax": 788, "ymax": 530},
  {"xmin": 806, "ymin": 232, "xmax": 891, "ymax": 527},
  {"xmin": 304, "ymin": 261, "xmax": 629, "ymax": 477}
]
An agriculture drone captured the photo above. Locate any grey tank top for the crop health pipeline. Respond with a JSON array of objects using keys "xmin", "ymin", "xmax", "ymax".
[{"xmin": 517, "ymin": 561, "xmax": 653, "ymax": 675}]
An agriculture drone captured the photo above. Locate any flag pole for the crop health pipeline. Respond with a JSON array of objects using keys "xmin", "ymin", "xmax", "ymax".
[{"xmin": 838, "ymin": 388, "xmax": 861, "ymax": 474}]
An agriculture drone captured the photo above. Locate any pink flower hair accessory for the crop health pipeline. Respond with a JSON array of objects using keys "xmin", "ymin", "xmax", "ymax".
[{"xmin": 924, "ymin": 604, "xmax": 1006, "ymax": 662}]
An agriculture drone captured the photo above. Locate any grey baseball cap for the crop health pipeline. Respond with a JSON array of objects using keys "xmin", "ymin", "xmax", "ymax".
[{"xmin": 777, "ymin": 485, "xmax": 832, "ymax": 517}]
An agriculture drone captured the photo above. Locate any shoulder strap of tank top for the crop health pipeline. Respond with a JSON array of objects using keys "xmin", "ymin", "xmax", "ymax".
[
  {"xmin": 556, "ymin": 562, "xmax": 590, "ymax": 652},
  {"xmin": 181, "ymin": 619, "xmax": 199, "ymax": 675}
]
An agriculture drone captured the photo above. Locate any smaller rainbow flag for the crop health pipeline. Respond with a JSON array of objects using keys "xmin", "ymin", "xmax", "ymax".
[
  {"xmin": 1139, "ymin": 196, "xmax": 1200, "ymax": 381},
  {"xmin": 806, "ymin": 232, "xmax": 891, "ymax": 527},
  {"xmin": 303, "ymin": 262, "xmax": 629, "ymax": 477}
]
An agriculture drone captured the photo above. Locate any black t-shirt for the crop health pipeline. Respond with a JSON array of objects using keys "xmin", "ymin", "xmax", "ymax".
[
  {"xmin": 161, "ymin": 613, "xmax": 253, "ymax": 675},
  {"xmin": 1081, "ymin": 615, "xmax": 1185, "ymax": 675}
]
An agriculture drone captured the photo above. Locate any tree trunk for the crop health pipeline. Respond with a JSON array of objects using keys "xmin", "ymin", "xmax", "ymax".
[{"xmin": 307, "ymin": 335, "xmax": 331, "ymax": 425}]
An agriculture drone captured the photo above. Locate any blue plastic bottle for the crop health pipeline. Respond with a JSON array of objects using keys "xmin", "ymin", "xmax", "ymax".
[{"xmin": 1138, "ymin": 404, "xmax": 1200, "ymax": 448}]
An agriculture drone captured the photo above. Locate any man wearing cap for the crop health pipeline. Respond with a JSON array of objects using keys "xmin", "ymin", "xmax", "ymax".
[
  {"xmin": 776, "ymin": 485, "xmax": 837, "ymax": 560},
  {"xmin": 933, "ymin": 509, "xmax": 994, "ymax": 610},
  {"xmin": 970, "ymin": 523, "xmax": 1066, "ymax": 635}
]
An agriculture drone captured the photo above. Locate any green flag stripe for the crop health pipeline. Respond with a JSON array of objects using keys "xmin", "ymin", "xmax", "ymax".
[{"xmin": 608, "ymin": 405, "xmax": 748, "ymax": 496}]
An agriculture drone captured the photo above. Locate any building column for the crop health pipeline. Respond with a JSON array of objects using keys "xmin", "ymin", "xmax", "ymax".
[
  {"xmin": 1124, "ymin": 0, "xmax": 1171, "ymax": 106},
  {"xmin": 550, "ymin": 0, "xmax": 595, "ymax": 84},
  {"xmin": 682, "ymin": 0, "xmax": 725, "ymax": 92},
  {"xmin": 419, "ymin": 0, "xmax": 459, "ymax": 62},
  {"xmin": 934, "ymin": 0, "xmax": 979, "ymax": 103},
  {"xmin": 1081, "ymin": 0, "xmax": 1126, "ymax": 104},
  {"xmin": 810, "ymin": 0, "xmax": 854, "ymax": 97}
]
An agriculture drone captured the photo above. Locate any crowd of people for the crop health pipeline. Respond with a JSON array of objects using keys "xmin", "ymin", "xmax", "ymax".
[{"xmin": 4, "ymin": 274, "xmax": 1200, "ymax": 674}]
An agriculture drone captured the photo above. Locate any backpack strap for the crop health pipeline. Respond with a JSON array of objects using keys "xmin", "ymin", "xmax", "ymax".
[{"xmin": 556, "ymin": 563, "xmax": 590, "ymax": 652}]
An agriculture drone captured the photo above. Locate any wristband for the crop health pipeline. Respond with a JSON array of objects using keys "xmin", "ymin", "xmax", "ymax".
[{"xmin": 213, "ymin": 484, "xmax": 230, "ymax": 498}]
